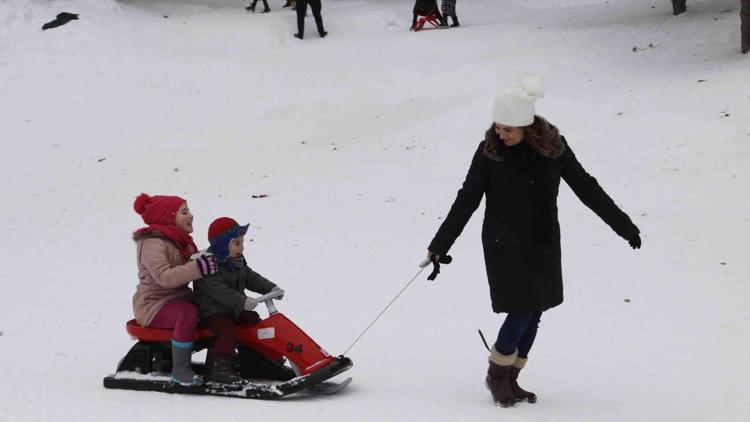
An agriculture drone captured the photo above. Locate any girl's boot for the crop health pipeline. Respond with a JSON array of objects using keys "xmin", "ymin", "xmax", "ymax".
[
  {"xmin": 486, "ymin": 347, "xmax": 516, "ymax": 407},
  {"xmin": 510, "ymin": 357, "xmax": 537, "ymax": 403},
  {"xmin": 171, "ymin": 340, "xmax": 202, "ymax": 386}
]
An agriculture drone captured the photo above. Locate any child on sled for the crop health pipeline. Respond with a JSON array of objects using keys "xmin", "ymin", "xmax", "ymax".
[
  {"xmin": 193, "ymin": 217, "xmax": 286, "ymax": 384},
  {"xmin": 131, "ymin": 193, "xmax": 219, "ymax": 386}
]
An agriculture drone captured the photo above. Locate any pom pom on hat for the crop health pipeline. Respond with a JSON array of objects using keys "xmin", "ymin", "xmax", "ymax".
[
  {"xmin": 520, "ymin": 75, "xmax": 545, "ymax": 99},
  {"xmin": 133, "ymin": 193, "xmax": 186, "ymax": 226},
  {"xmin": 492, "ymin": 75, "xmax": 545, "ymax": 127},
  {"xmin": 133, "ymin": 193, "xmax": 151, "ymax": 215}
]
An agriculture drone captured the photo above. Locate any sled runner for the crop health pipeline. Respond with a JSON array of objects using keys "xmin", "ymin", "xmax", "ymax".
[{"xmin": 103, "ymin": 290, "xmax": 353, "ymax": 399}]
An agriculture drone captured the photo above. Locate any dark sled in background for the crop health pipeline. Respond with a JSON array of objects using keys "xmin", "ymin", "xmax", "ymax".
[{"xmin": 103, "ymin": 290, "xmax": 353, "ymax": 399}]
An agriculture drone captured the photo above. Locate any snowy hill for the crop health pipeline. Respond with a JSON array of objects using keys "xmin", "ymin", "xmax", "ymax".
[{"xmin": 1, "ymin": 0, "xmax": 748, "ymax": 420}]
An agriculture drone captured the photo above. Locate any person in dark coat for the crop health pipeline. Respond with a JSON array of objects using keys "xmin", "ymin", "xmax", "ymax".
[
  {"xmin": 427, "ymin": 76, "xmax": 641, "ymax": 407},
  {"xmin": 193, "ymin": 217, "xmax": 285, "ymax": 383},
  {"xmin": 294, "ymin": 0, "xmax": 327, "ymax": 39},
  {"xmin": 412, "ymin": 0, "xmax": 443, "ymax": 30}
]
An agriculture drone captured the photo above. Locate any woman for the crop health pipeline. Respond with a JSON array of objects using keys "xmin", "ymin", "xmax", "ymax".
[
  {"xmin": 427, "ymin": 76, "xmax": 641, "ymax": 407},
  {"xmin": 132, "ymin": 193, "xmax": 218, "ymax": 385}
]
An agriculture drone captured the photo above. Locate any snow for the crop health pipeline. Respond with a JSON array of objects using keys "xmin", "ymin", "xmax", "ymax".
[
  {"xmin": 1, "ymin": 0, "xmax": 748, "ymax": 420},
  {"xmin": 113, "ymin": 371, "xmax": 172, "ymax": 382}
]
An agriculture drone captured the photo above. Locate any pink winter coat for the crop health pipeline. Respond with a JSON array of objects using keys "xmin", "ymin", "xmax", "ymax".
[{"xmin": 133, "ymin": 231, "xmax": 202, "ymax": 326}]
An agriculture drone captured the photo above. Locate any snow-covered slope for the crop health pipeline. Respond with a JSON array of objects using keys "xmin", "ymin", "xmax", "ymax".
[{"xmin": 1, "ymin": 0, "xmax": 748, "ymax": 420}]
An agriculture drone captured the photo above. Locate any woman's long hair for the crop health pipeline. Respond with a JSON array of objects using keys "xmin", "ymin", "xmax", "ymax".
[{"xmin": 485, "ymin": 115, "xmax": 566, "ymax": 159}]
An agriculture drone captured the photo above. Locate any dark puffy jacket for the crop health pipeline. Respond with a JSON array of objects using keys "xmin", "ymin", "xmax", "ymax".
[
  {"xmin": 413, "ymin": 0, "xmax": 439, "ymax": 14},
  {"xmin": 429, "ymin": 131, "xmax": 637, "ymax": 313},
  {"xmin": 193, "ymin": 259, "xmax": 276, "ymax": 319}
]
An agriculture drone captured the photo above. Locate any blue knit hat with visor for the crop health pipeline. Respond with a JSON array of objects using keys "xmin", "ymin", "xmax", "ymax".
[{"xmin": 207, "ymin": 217, "xmax": 250, "ymax": 260}]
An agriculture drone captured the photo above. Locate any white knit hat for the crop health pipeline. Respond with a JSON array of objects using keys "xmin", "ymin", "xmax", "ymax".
[{"xmin": 492, "ymin": 75, "xmax": 545, "ymax": 127}]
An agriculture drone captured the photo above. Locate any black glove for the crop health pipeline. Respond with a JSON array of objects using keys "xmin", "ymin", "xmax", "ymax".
[
  {"xmin": 625, "ymin": 224, "xmax": 642, "ymax": 249},
  {"xmin": 42, "ymin": 12, "xmax": 79, "ymax": 31},
  {"xmin": 628, "ymin": 233, "xmax": 641, "ymax": 249},
  {"xmin": 427, "ymin": 254, "xmax": 453, "ymax": 281}
]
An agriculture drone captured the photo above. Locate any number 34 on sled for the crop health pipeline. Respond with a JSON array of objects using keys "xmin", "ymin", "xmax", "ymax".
[{"xmin": 103, "ymin": 290, "xmax": 353, "ymax": 399}]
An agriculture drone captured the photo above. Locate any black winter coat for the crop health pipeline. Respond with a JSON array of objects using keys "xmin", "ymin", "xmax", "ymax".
[
  {"xmin": 193, "ymin": 259, "xmax": 276, "ymax": 319},
  {"xmin": 413, "ymin": 0, "xmax": 439, "ymax": 15},
  {"xmin": 429, "ymin": 132, "xmax": 637, "ymax": 313}
]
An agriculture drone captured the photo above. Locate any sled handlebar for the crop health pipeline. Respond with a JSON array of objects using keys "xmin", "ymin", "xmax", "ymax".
[{"xmin": 253, "ymin": 289, "xmax": 285, "ymax": 315}]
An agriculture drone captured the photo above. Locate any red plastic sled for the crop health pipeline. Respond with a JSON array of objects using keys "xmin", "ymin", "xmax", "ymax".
[
  {"xmin": 103, "ymin": 291, "xmax": 353, "ymax": 399},
  {"xmin": 412, "ymin": 11, "xmax": 441, "ymax": 32}
]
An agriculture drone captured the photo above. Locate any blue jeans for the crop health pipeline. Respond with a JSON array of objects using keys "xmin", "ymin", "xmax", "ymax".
[{"xmin": 494, "ymin": 311, "xmax": 543, "ymax": 358}]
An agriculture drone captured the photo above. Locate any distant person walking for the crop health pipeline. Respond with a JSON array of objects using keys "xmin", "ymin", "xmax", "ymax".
[
  {"xmin": 439, "ymin": 0, "xmax": 459, "ymax": 27},
  {"xmin": 246, "ymin": 0, "xmax": 271, "ymax": 13},
  {"xmin": 294, "ymin": 0, "xmax": 327, "ymax": 39},
  {"xmin": 426, "ymin": 76, "xmax": 641, "ymax": 407}
]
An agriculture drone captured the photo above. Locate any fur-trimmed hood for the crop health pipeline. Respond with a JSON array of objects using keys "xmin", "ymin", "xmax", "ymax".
[{"xmin": 132, "ymin": 230, "xmax": 167, "ymax": 242}]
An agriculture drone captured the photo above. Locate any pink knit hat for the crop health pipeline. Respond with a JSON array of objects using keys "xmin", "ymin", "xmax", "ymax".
[{"xmin": 133, "ymin": 193, "xmax": 186, "ymax": 226}]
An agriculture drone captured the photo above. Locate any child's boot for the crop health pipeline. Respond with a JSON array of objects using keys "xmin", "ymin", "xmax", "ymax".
[
  {"xmin": 510, "ymin": 357, "xmax": 537, "ymax": 403},
  {"xmin": 486, "ymin": 347, "xmax": 516, "ymax": 407},
  {"xmin": 439, "ymin": 16, "xmax": 449, "ymax": 28},
  {"xmin": 210, "ymin": 358, "xmax": 243, "ymax": 384},
  {"xmin": 170, "ymin": 340, "xmax": 202, "ymax": 386},
  {"xmin": 450, "ymin": 15, "xmax": 460, "ymax": 27}
]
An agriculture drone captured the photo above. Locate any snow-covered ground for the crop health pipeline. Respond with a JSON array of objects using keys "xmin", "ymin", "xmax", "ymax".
[{"xmin": 1, "ymin": 0, "xmax": 748, "ymax": 420}]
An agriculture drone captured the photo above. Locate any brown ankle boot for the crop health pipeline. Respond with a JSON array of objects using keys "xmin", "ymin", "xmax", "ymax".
[
  {"xmin": 485, "ymin": 348, "xmax": 517, "ymax": 407},
  {"xmin": 510, "ymin": 357, "xmax": 537, "ymax": 403}
]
